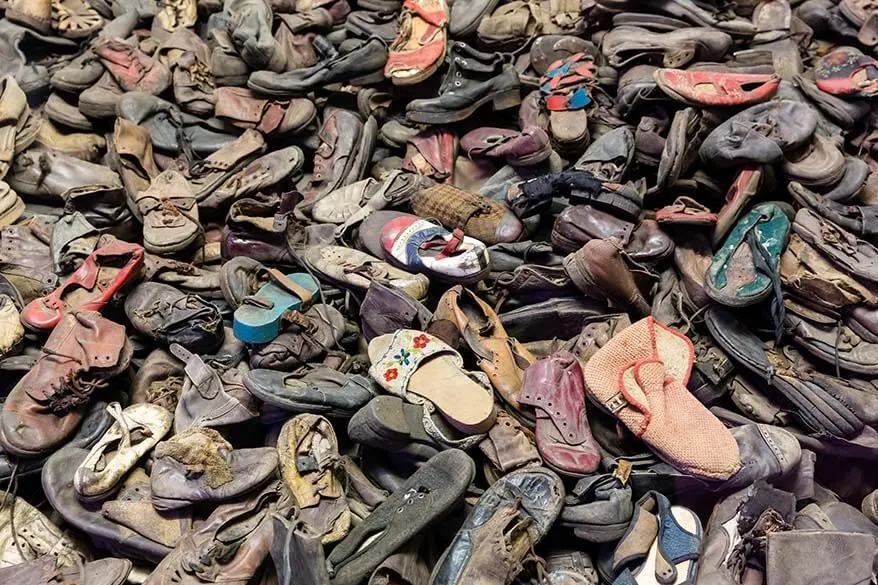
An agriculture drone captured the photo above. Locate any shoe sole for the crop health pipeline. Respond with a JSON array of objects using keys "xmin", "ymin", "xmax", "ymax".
[{"xmin": 407, "ymin": 87, "xmax": 521, "ymax": 124}]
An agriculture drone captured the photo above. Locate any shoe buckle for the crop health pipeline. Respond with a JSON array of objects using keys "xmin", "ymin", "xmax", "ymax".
[{"xmin": 605, "ymin": 392, "xmax": 627, "ymax": 414}]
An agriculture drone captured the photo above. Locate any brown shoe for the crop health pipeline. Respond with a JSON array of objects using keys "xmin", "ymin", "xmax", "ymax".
[
  {"xmin": 0, "ymin": 310, "xmax": 132, "ymax": 457},
  {"xmin": 6, "ymin": 0, "xmax": 52, "ymax": 34},
  {"xmin": 434, "ymin": 285, "xmax": 536, "ymax": 419},
  {"xmin": 141, "ymin": 254, "xmax": 222, "ymax": 298},
  {"xmin": 94, "ymin": 37, "xmax": 172, "ymax": 95},
  {"xmin": 188, "ymin": 129, "xmax": 266, "ymax": 202},
  {"xmin": 215, "ymin": 87, "xmax": 316, "ymax": 136},
  {"xmin": 35, "ymin": 119, "xmax": 105, "ymax": 162},
  {"xmin": 0, "ymin": 77, "xmax": 28, "ymax": 181},
  {"xmin": 45, "ymin": 92, "xmax": 93, "ymax": 132},
  {"xmin": 143, "ymin": 481, "xmax": 294, "ymax": 585},
  {"xmin": 0, "ymin": 556, "xmax": 131, "ymax": 585},
  {"xmin": 780, "ymin": 233, "xmax": 878, "ymax": 313},
  {"xmin": 410, "ymin": 183, "xmax": 523, "ymax": 244},
  {"xmin": 8, "ymin": 149, "xmax": 122, "ymax": 200},
  {"xmin": 199, "ymin": 145, "xmax": 304, "ymax": 213},
  {"xmin": 79, "ymin": 71, "xmax": 125, "ymax": 120},
  {"xmin": 0, "ymin": 493, "xmax": 87, "ymax": 568},
  {"xmin": 107, "ymin": 118, "xmax": 159, "ymax": 217},
  {"xmin": 154, "ymin": 0, "xmax": 197, "ymax": 32},
  {"xmin": 135, "ymin": 170, "xmax": 202, "ymax": 254},
  {"xmin": 564, "ymin": 238, "xmax": 654, "ymax": 316},
  {"xmin": 0, "ymin": 221, "xmax": 58, "ymax": 303},
  {"xmin": 156, "ymin": 29, "xmax": 215, "ymax": 116},
  {"xmin": 303, "ymin": 109, "xmax": 377, "ymax": 202}
]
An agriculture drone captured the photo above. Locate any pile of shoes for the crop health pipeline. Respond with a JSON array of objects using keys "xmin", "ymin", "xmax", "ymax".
[{"xmin": 0, "ymin": 0, "xmax": 877, "ymax": 583}]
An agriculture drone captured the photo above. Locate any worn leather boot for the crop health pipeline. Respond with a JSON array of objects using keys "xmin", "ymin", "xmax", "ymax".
[
  {"xmin": 0, "ymin": 310, "xmax": 132, "ymax": 457},
  {"xmin": 223, "ymin": 0, "xmax": 287, "ymax": 72},
  {"xmin": 407, "ymin": 42, "xmax": 520, "ymax": 124},
  {"xmin": 564, "ymin": 238, "xmax": 654, "ymax": 316}
]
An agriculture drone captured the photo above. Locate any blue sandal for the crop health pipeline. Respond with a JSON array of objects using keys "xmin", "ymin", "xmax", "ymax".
[
  {"xmin": 612, "ymin": 492, "xmax": 703, "ymax": 585},
  {"xmin": 232, "ymin": 270, "xmax": 319, "ymax": 344}
]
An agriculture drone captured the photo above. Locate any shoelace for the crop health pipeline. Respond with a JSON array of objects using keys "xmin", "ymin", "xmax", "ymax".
[
  {"xmin": 746, "ymin": 227, "xmax": 785, "ymax": 344},
  {"xmin": 167, "ymin": 108, "xmax": 199, "ymax": 170}
]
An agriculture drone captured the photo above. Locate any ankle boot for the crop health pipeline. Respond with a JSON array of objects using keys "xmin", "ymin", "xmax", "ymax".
[{"xmin": 407, "ymin": 42, "xmax": 520, "ymax": 124}]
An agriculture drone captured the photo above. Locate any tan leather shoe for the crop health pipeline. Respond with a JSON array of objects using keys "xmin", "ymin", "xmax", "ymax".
[
  {"xmin": 135, "ymin": 170, "xmax": 202, "ymax": 255},
  {"xmin": 107, "ymin": 119, "xmax": 159, "ymax": 218},
  {"xmin": 433, "ymin": 285, "xmax": 536, "ymax": 420},
  {"xmin": 0, "ymin": 183, "xmax": 23, "ymax": 227},
  {"xmin": 6, "ymin": 0, "xmax": 52, "ymax": 34},
  {"xmin": 35, "ymin": 119, "xmax": 105, "ymax": 162}
]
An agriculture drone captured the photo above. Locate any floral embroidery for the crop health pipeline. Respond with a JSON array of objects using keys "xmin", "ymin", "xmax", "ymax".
[
  {"xmin": 394, "ymin": 349, "xmax": 411, "ymax": 366},
  {"xmin": 384, "ymin": 368, "xmax": 399, "ymax": 382},
  {"xmin": 413, "ymin": 334, "xmax": 430, "ymax": 349}
]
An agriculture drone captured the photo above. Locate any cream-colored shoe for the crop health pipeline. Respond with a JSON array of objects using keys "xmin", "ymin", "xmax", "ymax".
[
  {"xmin": 0, "ymin": 494, "xmax": 87, "ymax": 568},
  {"xmin": 73, "ymin": 403, "xmax": 173, "ymax": 501},
  {"xmin": 0, "ymin": 183, "xmax": 23, "ymax": 227},
  {"xmin": 0, "ymin": 294, "xmax": 23, "ymax": 357}
]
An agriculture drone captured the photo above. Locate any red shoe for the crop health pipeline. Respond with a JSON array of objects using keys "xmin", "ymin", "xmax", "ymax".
[
  {"xmin": 22, "ymin": 239, "xmax": 144, "ymax": 330},
  {"xmin": 654, "ymin": 69, "xmax": 780, "ymax": 106}
]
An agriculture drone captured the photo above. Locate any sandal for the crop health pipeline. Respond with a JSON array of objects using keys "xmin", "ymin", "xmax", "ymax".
[
  {"xmin": 611, "ymin": 491, "xmax": 703, "ymax": 585},
  {"xmin": 656, "ymin": 196, "xmax": 718, "ymax": 226},
  {"xmin": 368, "ymin": 329, "xmax": 496, "ymax": 433},
  {"xmin": 22, "ymin": 239, "xmax": 144, "ymax": 331},
  {"xmin": 232, "ymin": 270, "xmax": 318, "ymax": 344},
  {"xmin": 379, "ymin": 213, "xmax": 491, "ymax": 283}
]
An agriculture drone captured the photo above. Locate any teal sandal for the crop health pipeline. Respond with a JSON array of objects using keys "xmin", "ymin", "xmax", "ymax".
[
  {"xmin": 612, "ymin": 492, "xmax": 703, "ymax": 585},
  {"xmin": 232, "ymin": 270, "xmax": 319, "ymax": 344}
]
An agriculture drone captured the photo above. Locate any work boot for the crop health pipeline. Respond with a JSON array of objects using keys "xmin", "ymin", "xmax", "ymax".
[{"xmin": 407, "ymin": 42, "xmax": 520, "ymax": 124}]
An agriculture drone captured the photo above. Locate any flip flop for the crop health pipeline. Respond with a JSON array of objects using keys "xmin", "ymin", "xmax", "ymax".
[
  {"xmin": 368, "ymin": 329, "xmax": 496, "ymax": 434},
  {"xmin": 232, "ymin": 270, "xmax": 319, "ymax": 343}
]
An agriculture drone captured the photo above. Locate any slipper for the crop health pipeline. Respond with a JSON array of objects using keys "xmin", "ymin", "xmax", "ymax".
[
  {"xmin": 368, "ymin": 329, "xmax": 496, "ymax": 434},
  {"xmin": 73, "ymin": 402, "xmax": 172, "ymax": 502},
  {"xmin": 612, "ymin": 491, "xmax": 702, "ymax": 585},
  {"xmin": 583, "ymin": 317, "xmax": 741, "ymax": 480},
  {"xmin": 814, "ymin": 46, "xmax": 878, "ymax": 97},
  {"xmin": 232, "ymin": 271, "xmax": 318, "ymax": 344},
  {"xmin": 540, "ymin": 52, "xmax": 597, "ymax": 96},
  {"xmin": 379, "ymin": 214, "xmax": 491, "ymax": 283},
  {"xmin": 653, "ymin": 69, "xmax": 779, "ymax": 107}
]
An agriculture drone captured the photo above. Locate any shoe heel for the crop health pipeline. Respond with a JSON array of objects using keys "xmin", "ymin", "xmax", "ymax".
[{"xmin": 492, "ymin": 89, "xmax": 522, "ymax": 111}]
